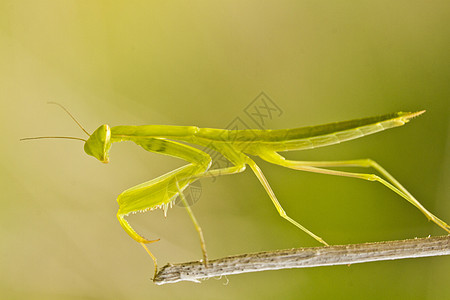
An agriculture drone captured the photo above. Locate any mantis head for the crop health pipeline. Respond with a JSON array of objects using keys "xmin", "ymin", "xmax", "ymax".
[
  {"xmin": 20, "ymin": 103, "xmax": 112, "ymax": 164},
  {"xmin": 84, "ymin": 124, "xmax": 112, "ymax": 163}
]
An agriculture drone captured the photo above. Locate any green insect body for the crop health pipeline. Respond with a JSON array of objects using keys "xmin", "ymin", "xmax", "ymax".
[{"xmin": 23, "ymin": 107, "xmax": 450, "ymax": 278}]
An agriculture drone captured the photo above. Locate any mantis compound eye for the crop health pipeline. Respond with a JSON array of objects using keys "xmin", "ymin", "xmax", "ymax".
[{"xmin": 84, "ymin": 124, "xmax": 112, "ymax": 163}]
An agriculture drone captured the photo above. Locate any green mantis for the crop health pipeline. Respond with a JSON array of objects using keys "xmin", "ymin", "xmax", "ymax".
[{"xmin": 22, "ymin": 104, "xmax": 450, "ymax": 278}]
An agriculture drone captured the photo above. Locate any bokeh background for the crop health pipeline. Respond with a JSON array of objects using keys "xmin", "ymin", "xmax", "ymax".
[{"xmin": 1, "ymin": 1, "xmax": 449, "ymax": 299}]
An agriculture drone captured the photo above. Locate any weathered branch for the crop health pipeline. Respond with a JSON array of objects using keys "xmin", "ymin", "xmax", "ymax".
[{"xmin": 153, "ymin": 235, "xmax": 449, "ymax": 285}]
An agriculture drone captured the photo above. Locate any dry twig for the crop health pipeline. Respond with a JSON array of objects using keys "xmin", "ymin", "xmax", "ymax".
[{"xmin": 154, "ymin": 235, "xmax": 449, "ymax": 285}]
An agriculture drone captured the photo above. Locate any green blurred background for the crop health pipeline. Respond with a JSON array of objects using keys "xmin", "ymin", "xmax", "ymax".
[{"xmin": 1, "ymin": 1, "xmax": 449, "ymax": 299}]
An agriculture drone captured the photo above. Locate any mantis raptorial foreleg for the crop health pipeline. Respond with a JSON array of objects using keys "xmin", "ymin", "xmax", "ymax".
[
  {"xmin": 247, "ymin": 159, "xmax": 329, "ymax": 246},
  {"xmin": 127, "ymin": 138, "xmax": 250, "ymax": 269},
  {"xmin": 140, "ymin": 242, "xmax": 159, "ymax": 280},
  {"xmin": 258, "ymin": 151, "xmax": 450, "ymax": 233},
  {"xmin": 117, "ymin": 164, "xmax": 202, "ymax": 279},
  {"xmin": 116, "ymin": 138, "xmax": 212, "ymax": 275}
]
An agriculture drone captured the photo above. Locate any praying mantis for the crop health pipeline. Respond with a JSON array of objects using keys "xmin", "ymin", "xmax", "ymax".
[{"xmin": 22, "ymin": 103, "xmax": 450, "ymax": 278}]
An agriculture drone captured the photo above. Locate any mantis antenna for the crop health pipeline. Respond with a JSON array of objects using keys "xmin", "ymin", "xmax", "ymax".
[
  {"xmin": 20, "ymin": 136, "xmax": 87, "ymax": 142},
  {"xmin": 20, "ymin": 102, "xmax": 89, "ymax": 142},
  {"xmin": 47, "ymin": 102, "xmax": 90, "ymax": 136}
]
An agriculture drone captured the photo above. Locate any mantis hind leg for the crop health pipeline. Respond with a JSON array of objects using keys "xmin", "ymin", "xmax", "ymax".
[
  {"xmin": 246, "ymin": 159, "xmax": 329, "ymax": 246},
  {"xmin": 258, "ymin": 151, "xmax": 450, "ymax": 233}
]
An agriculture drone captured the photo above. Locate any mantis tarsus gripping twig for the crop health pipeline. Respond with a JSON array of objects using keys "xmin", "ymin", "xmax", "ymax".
[{"xmin": 21, "ymin": 103, "xmax": 450, "ymax": 280}]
